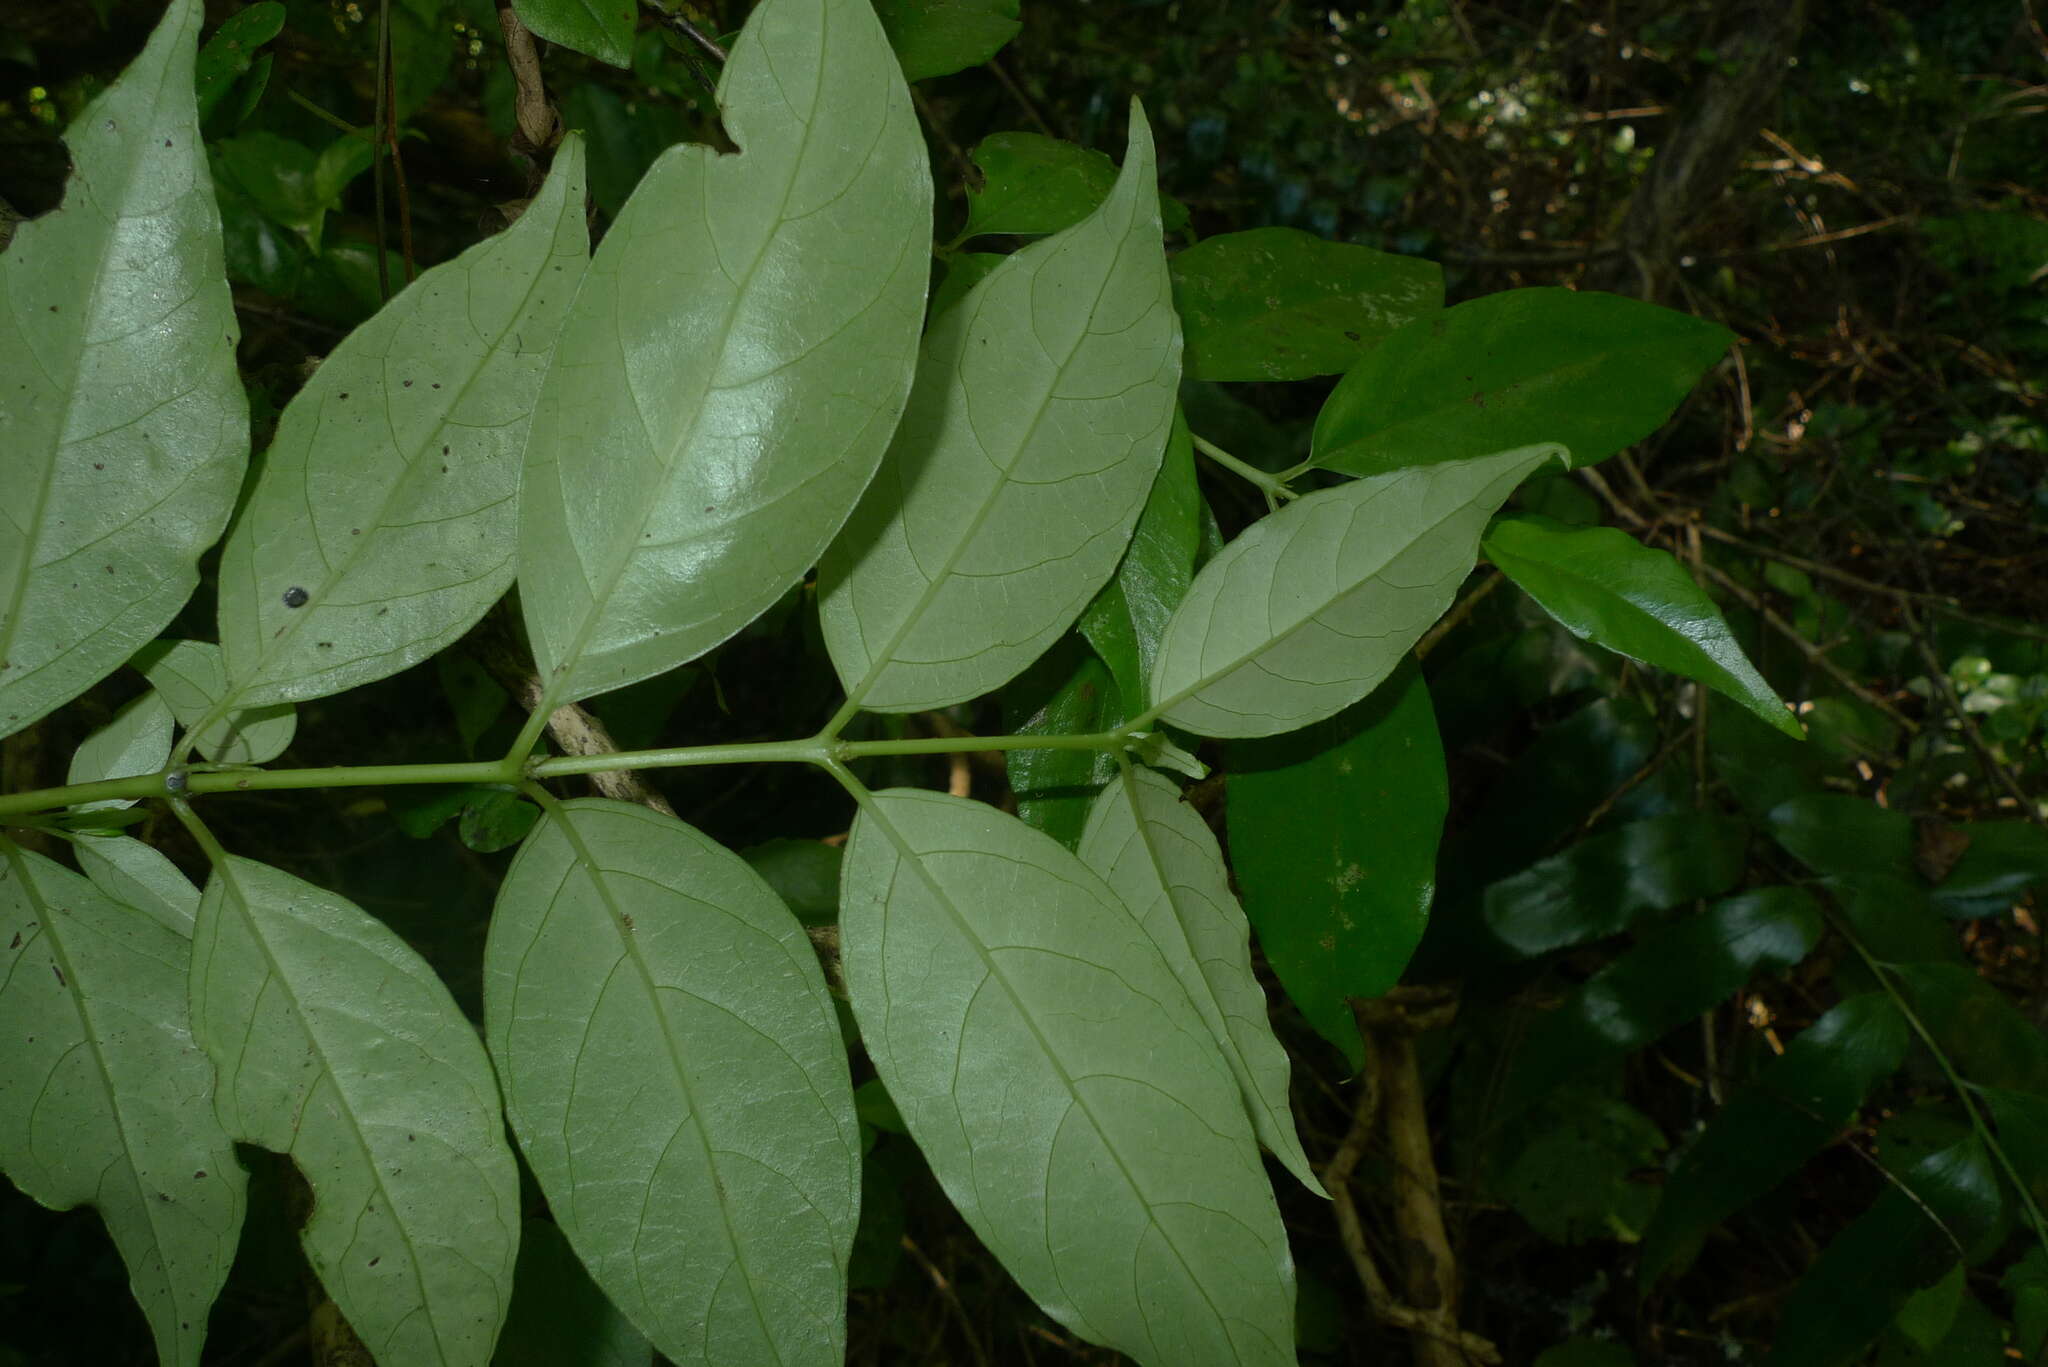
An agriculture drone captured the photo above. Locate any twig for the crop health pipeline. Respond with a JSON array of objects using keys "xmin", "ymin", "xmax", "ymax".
[
  {"xmin": 372, "ymin": 0, "xmax": 391, "ymax": 299},
  {"xmin": 899, "ymin": 1235, "xmax": 992, "ymax": 1367},
  {"xmin": 1415, "ymin": 571, "xmax": 1503, "ymax": 662},
  {"xmin": 497, "ymin": 1, "xmax": 559, "ymax": 163},
  {"xmin": 639, "ymin": 0, "xmax": 727, "ymax": 61},
  {"xmin": 988, "ymin": 55, "xmax": 1055, "ymax": 137},
  {"xmin": 1699, "ymin": 562, "xmax": 1919, "ymax": 734},
  {"xmin": 1901, "ymin": 604, "xmax": 2047, "ymax": 830}
]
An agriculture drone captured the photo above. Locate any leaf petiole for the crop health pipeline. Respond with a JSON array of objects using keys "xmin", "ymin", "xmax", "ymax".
[{"xmin": 1191, "ymin": 432, "xmax": 1298, "ymax": 504}]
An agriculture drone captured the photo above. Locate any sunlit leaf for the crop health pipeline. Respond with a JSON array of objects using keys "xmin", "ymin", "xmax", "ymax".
[
  {"xmin": 1482, "ymin": 813, "xmax": 1749, "ymax": 956},
  {"xmin": 1171, "ymin": 227, "xmax": 1442, "ymax": 381},
  {"xmin": 1150, "ymin": 442, "xmax": 1564, "ymax": 738},
  {"xmin": 873, "ymin": 0, "xmax": 1020, "ymax": 81},
  {"xmin": 134, "ymin": 639, "xmax": 295, "ymax": 764},
  {"xmin": 1079, "ymin": 763, "xmax": 1321, "ymax": 1193},
  {"xmin": 841, "ymin": 789, "xmax": 1296, "ymax": 1365},
  {"xmin": 1226, "ymin": 660, "xmax": 1445, "ymax": 1065},
  {"xmin": 66, "ymin": 691, "xmax": 175, "ymax": 810},
  {"xmin": 1311, "ymin": 287, "xmax": 1730, "ymax": 477},
  {"xmin": 486, "ymin": 800, "xmax": 858, "ymax": 1367},
  {"xmin": 1482, "ymin": 514, "xmax": 1799, "ymax": 736},
  {"xmin": 191, "ymin": 856, "xmax": 520, "ymax": 1367},
  {"xmin": 0, "ymin": 843, "xmax": 244, "ymax": 1367},
  {"xmin": 215, "ymin": 142, "xmax": 588, "ymax": 708},
  {"xmin": 519, "ymin": 0, "xmax": 931, "ymax": 707},
  {"xmin": 821, "ymin": 104, "xmax": 1180, "ymax": 713},
  {"xmin": 0, "ymin": 0, "xmax": 248, "ymax": 741}
]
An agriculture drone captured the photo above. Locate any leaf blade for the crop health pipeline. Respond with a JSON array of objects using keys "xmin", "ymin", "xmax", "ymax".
[
  {"xmin": 67, "ymin": 690, "xmax": 175, "ymax": 810},
  {"xmin": 0, "ymin": 0, "xmax": 248, "ymax": 739},
  {"xmin": 135, "ymin": 639, "xmax": 296, "ymax": 764}
]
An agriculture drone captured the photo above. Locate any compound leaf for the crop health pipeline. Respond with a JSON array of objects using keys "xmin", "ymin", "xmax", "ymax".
[
  {"xmin": 1150, "ymin": 442, "xmax": 1563, "ymax": 738},
  {"xmin": 0, "ymin": 842, "xmax": 244, "ymax": 1367},
  {"xmin": 0, "ymin": 0, "xmax": 248, "ymax": 740},
  {"xmin": 821, "ymin": 103, "xmax": 1180, "ymax": 713},
  {"xmin": 135, "ymin": 639, "xmax": 295, "ymax": 764},
  {"xmin": 1078, "ymin": 763, "xmax": 1322, "ymax": 1194},
  {"xmin": 519, "ymin": 0, "xmax": 930, "ymax": 707},
  {"xmin": 841, "ymin": 788, "xmax": 1295, "ymax": 1366},
  {"xmin": 1483, "ymin": 514, "xmax": 1798, "ymax": 736},
  {"xmin": 486, "ymin": 800, "xmax": 858, "ymax": 1367},
  {"xmin": 216, "ymin": 141, "xmax": 588, "ymax": 708},
  {"xmin": 191, "ymin": 856, "xmax": 520, "ymax": 1367}
]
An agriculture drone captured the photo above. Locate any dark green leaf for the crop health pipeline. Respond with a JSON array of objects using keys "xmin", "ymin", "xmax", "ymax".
[
  {"xmin": 872, "ymin": 0, "xmax": 1020, "ymax": 81},
  {"xmin": 1077, "ymin": 408, "xmax": 1199, "ymax": 708},
  {"xmin": 1002, "ymin": 638, "xmax": 1124, "ymax": 848},
  {"xmin": 457, "ymin": 789, "xmax": 539, "ymax": 853},
  {"xmin": 512, "ymin": 0, "xmax": 635, "ymax": 67},
  {"xmin": 2005, "ymin": 1245, "xmax": 2048, "ymax": 1362},
  {"xmin": 957, "ymin": 131, "xmax": 1188, "ymax": 242},
  {"xmin": 740, "ymin": 837, "xmax": 844, "ymax": 927},
  {"xmin": 1934, "ymin": 820, "xmax": 2048, "ymax": 911},
  {"xmin": 1170, "ymin": 227, "xmax": 1442, "ymax": 381},
  {"xmin": 1765, "ymin": 794, "xmax": 1917, "ymax": 882},
  {"xmin": 1483, "ymin": 514, "xmax": 1798, "ymax": 735},
  {"xmin": 1227, "ymin": 660, "xmax": 1445, "ymax": 1065},
  {"xmin": 1493, "ymin": 1092, "xmax": 1665, "ymax": 1245},
  {"xmin": 1981, "ymin": 1088, "xmax": 2048, "ymax": 1228},
  {"xmin": 1890, "ymin": 962, "xmax": 2048, "ymax": 1093},
  {"xmin": 194, "ymin": 1, "xmax": 285, "ymax": 121},
  {"xmin": 1483, "ymin": 813, "xmax": 1749, "ymax": 957},
  {"xmin": 1826, "ymin": 875, "xmax": 1963, "ymax": 966},
  {"xmin": 928, "ymin": 249, "xmax": 1004, "ymax": 319},
  {"xmin": 492, "ymin": 1220, "xmax": 652, "ymax": 1367},
  {"xmin": 1311, "ymin": 287, "xmax": 1732, "ymax": 477},
  {"xmin": 1709, "ymin": 702, "xmax": 1828, "ymax": 818}
]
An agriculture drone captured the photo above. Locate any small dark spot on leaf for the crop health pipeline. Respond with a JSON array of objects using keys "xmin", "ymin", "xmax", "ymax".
[
  {"xmin": 317, "ymin": 641, "xmax": 333, "ymax": 649},
  {"xmin": 51, "ymin": 964, "xmax": 65, "ymax": 987},
  {"xmin": 48, "ymin": 305, "xmax": 57, "ymax": 312},
  {"xmin": 431, "ymin": 382, "xmax": 441, "ymax": 389},
  {"xmin": 350, "ymin": 528, "xmax": 360, "ymax": 535},
  {"xmin": 8, "ymin": 932, "xmax": 19, "ymax": 949},
  {"xmin": 441, "ymin": 446, "xmax": 450, "ymax": 455},
  {"xmin": 193, "ymin": 1170, "xmax": 206, "ymax": 1179},
  {"xmin": 338, "ymin": 392, "xmax": 349, "ymax": 400},
  {"xmin": 283, "ymin": 586, "xmax": 309, "ymax": 608},
  {"xmin": 368, "ymin": 1257, "xmax": 380, "ymax": 1268},
  {"xmin": 621, "ymin": 913, "xmax": 634, "ymax": 932},
  {"xmin": 402, "ymin": 379, "xmax": 413, "ymax": 387},
  {"xmin": 93, "ymin": 462, "xmax": 103, "ymax": 470}
]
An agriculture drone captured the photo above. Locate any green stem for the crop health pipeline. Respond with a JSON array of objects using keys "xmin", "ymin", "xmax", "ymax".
[{"xmin": 1192, "ymin": 433, "xmax": 1298, "ymax": 503}]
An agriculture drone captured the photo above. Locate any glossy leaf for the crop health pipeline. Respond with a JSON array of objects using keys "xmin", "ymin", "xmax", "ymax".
[
  {"xmin": 1171, "ymin": 227, "xmax": 1443, "ymax": 381},
  {"xmin": 73, "ymin": 834, "xmax": 201, "ymax": 936},
  {"xmin": 512, "ymin": 0, "xmax": 635, "ymax": 67},
  {"xmin": 0, "ymin": 0, "xmax": 248, "ymax": 740},
  {"xmin": 1482, "ymin": 514, "xmax": 1799, "ymax": 736},
  {"xmin": 1003, "ymin": 637, "xmax": 1124, "ymax": 847},
  {"xmin": 519, "ymin": 0, "xmax": 931, "ymax": 706},
  {"xmin": 1934, "ymin": 820, "xmax": 2048, "ymax": 913},
  {"xmin": 1226, "ymin": 659, "xmax": 1445, "ymax": 1065},
  {"xmin": 215, "ymin": 141, "xmax": 588, "ymax": 708},
  {"xmin": 1639, "ymin": 993, "xmax": 1911, "ymax": 1289},
  {"xmin": 191, "ymin": 856, "xmax": 520, "ymax": 1367},
  {"xmin": 841, "ymin": 789, "xmax": 1296, "ymax": 1366},
  {"xmin": 1500, "ymin": 888, "xmax": 1822, "ymax": 1115},
  {"xmin": 1765, "ymin": 1138, "xmax": 2002, "ymax": 1367},
  {"xmin": 134, "ymin": 639, "xmax": 295, "ymax": 764},
  {"xmin": 492, "ymin": 1219, "xmax": 653, "ymax": 1367},
  {"xmin": 1076, "ymin": 407, "xmax": 1199, "ymax": 708},
  {"xmin": 0, "ymin": 843, "xmax": 245, "ymax": 1367},
  {"xmin": 1078, "ymin": 763, "xmax": 1322, "ymax": 1193},
  {"xmin": 1150, "ymin": 442, "xmax": 1564, "ymax": 738},
  {"xmin": 928, "ymin": 249, "xmax": 1004, "ymax": 319},
  {"xmin": 486, "ymin": 800, "xmax": 858, "ymax": 1367},
  {"xmin": 2006, "ymin": 1245, "xmax": 2048, "ymax": 1362},
  {"xmin": 193, "ymin": 1, "xmax": 286, "ymax": 121},
  {"xmin": 1890, "ymin": 961, "xmax": 2048, "ymax": 1093},
  {"xmin": 821, "ymin": 105, "xmax": 1180, "ymax": 713},
  {"xmin": 873, "ymin": 0, "xmax": 1020, "ymax": 81},
  {"xmin": 66, "ymin": 690, "xmax": 174, "ymax": 810},
  {"xmin": 957, "ymin": 130, "xmax": 1189, "ymax": 242},
  {"xmin": 1761, "ymin": 795, "xmax": 1914, "ymax": 884},
  {"xmin": 1311, "ymin": 287, "xmax": 1731, "ymax": 477},
  {"xmin": 1482, "ymin": 812, "xmax": 1749, "ymax": 957}
]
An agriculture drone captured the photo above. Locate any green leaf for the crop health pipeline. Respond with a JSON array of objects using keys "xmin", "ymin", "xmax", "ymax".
[
  {"xmin": 1170, "ymin": 227, "xmax": 1443, "ymax": 381},
  {"xmin": 1150, "ymin": 442, "xmax": 1565, "ymax": 738},
  {"xmin": 1077, "ymin": 408, "xmax": 1199, "ymax": 709},
  {"xmin": 872, "ymin": 0, "xmax": 1020, "ymax": 81},
  {"xmin": 957, "ymin": 130, "xmax": 1189, "ymax": 242},
  {"xmin": 1482, "ymin": 812, "xmax": 1749, "ymax": 957},
  {"xmin": 1078, "ymin": 764, "xmax": 1322, "ymax": 1194},
  {"xmin": 740, "ymin": 837, "xmax": 844, "ymax": 927},
  {"xmin": 0, "ymin": 0, "xmax": 248, "ymax": 741},
  {"xmin": 1482, "ymin": 514, "xmax": 1799, "ymax": 736},
  {"xmin": 1493, "ymin": 1091, "xmax": 1665, "ymax": 1245},
  {"xmin": 1311, "ymin": 287, "xmax": 1732, "ymax": 478},
  {"xmin": 928, "ymin": 248, "xmax": 1004, "ymax": 319},
  {"xmin": 0, "ymin": 844, "xmax": 245, "ymax": 1367},
  {"xmin": 1226, "ymin": 659, "xmax": 1445, "ymax": 1066},
  {"xmin": 1765, "ymin": 1139, "xmax": 2003, "ymax": 1367},
  {"xmin": 72, "ymin": 834, "xmax": 201, "ymax": 935},
  {"xmin": 1002, "ymin": 637, "xmax": 1124, "ymax": 847},
  {"xmin": 1932, "ymin": 820, "xmax": 2048, "ymax": 910},
  {"xmin": 194, "ymin": 1, "xmax": 286, "ymax": 121},
  {"xmin": 485, "ymin": 800, "xmax": 858, "ymax": 1366},
  {"xmin": 2005, "ymin": 1245, "xmax": 2048, "ymax": 1362},
  {"xmin": 841, "ymin": 789, "xmax": 1296, "ymax": 1365},
  {"xmin": 215, "ymin": 143, "xmax": 587, "ymax": 708},
  {"xmin": 1982, "ymin": 1087, "xmax": 2048, "ymax": 1215},
  {"xmin": 821, "ymin": 105, "xmax": 1179, "ymax": 714},
  {"xmin": 134, "ymin": 639, "xmax": 296, "ymax": 764},
  {"xmin": 1501, "ymin": 888, "xmax": 1822, "ymax": 1115},
  {"xmin": 458, "ymin": 789, "xmax": 539, "ymax": 853},
  {"xmin": 66, "ymin": 690, "xmax": 175, "ymax": 810},
  {"xmin": 519, "ymin": 0, "xmax": 931, "ymax": 707},
  {"xmin": 511, "ymin": 0, "xmax": 635, "ymax": 67},
  {"xmin": 191, "ymin": 856, "xmax": 520, "ymax": 1367},
  {"xmin": 1890, "ymin": 961, "xmax": 2048, "ymax": 1093},
  {"xmin": 491, "ymin": 1219, "xmax": 652, "ymax": 1367},
  {"xmin": 1763, "ymin": 795, "xmax": 1917, "ymax": 883},
  {"xmin": 1638, "ymin": 993, "xmax": 1911, "ymax": 1289}
]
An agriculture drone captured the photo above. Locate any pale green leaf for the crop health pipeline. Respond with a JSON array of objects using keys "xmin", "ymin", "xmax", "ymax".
[
  {"xmin": 66, "ymin": 690, "xmax": 175, "ymax": 810},
  {"xmin": 74, "ymin": 834, "xmax": 201, "ymax": 935},
  {"xmin": 511, "ymin": 0, "xmax": 634, "ymax": 67},
  {"xmin": 191, "ymin": 856, "xmax": 520, "ymax": 1367},
  {"xmin": 841, "ymin": 789, "xmax": 1296, "ymax": 1366},
  {"xmin": 519, "ymin": 0, "xmax": 930, "ymax": 706},
  {"xmin": 216, "ymin": 141, "xmax": 589, "ymax": 708},
  {"xmin": 0, "ymin": 842, "xmax": 245, "ymax": 1367},
  {"xmin": 0, "ymin": 0, "xmax": 248, "ymax": 740},
  {"xmin": 135, "ymin": 639, "xmax": 295, "ymax": 764},
  {"xmin": 820, "ymin": 104, "xmax": 1181, "ymax": 713},
  {"xmin": 1482, "ymin": 514, "xmax": 1799, "ymax": 736},
  {"xmin": 1078, "ymin": 764, "xmax": 1321, "ymax": 1194},
  {"xmin": 1150, "ymin": 442, "xmax": 1565, "ymax": 738},
  {"xmin": 485, "ymin": 800, "xmax": 858, "ymax": 1367}
]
